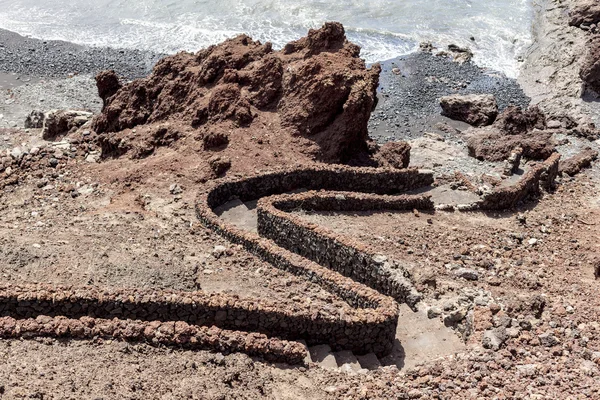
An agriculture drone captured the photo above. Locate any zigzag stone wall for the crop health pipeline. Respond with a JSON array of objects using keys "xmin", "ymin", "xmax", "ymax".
[{"xmin": 196, "ymin": 165, "xmax": 435, "ymax": 356}]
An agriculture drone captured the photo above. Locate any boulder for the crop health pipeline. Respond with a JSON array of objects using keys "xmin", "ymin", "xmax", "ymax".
[
  {"xmin": 466, "ymin": 106, "xmax": 553, "ymax": 162},
  {"xmin": 375, "ymin": 141, "xmax": 411, "ymax": 169},
  {"xmin": 42, "ymin": 110, "xmax": 93, "ymax": 141},
  {"xmin": 559, "ymin": 148, "xmax": 598, "ymax": 176},
  {"xmin": 95, "ymin": 70, "xmax": 122, "ymax": 109},
  {"xmin": 24, "ymin": 110, "xmax": 45, "ymax": 129},
  {"xmin": 439, "ymin": 94, "xmax": 498, "ymax": 126},
  {"xmin": 447, "ymin": 44, "xmax": 474, "ymax": 64},
  {"xmin": 467, "ymin": 130, "xmax": 554, "ymax": 162},
  {"xmin": 492, "ymin": 106, "xmax": 546, "ymax": 135}
]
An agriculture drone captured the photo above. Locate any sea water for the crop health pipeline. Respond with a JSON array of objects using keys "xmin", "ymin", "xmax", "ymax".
[{"xmin": 0, "ymin": 0, "xmax": 533, "ymax": 77}]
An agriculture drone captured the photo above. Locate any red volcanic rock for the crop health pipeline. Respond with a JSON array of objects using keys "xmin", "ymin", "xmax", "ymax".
[
  {"xmin": 467, "ymin": 130, "xmax": 555, "ymax": 162},
  {"xmin": 559, "ymin": 148, "xmax": 598, "ymax": 176},
  {"xmin": 95, "ymin": 70, "xmax": 122, "ymax": 109},
  {"xmin": 466, "ymin": 106, "xmax": 553, "ymax": 162},
  {"xmin": 91, "ymin": 22, "xmax": 380, "ymax": 163},
  {"xmin": 376, "ymin": 141, "xmax": 411, "ymax": 169},
  {"xmin": 492, "ymin": 106, "xmax": 546, "ymax": 135}
]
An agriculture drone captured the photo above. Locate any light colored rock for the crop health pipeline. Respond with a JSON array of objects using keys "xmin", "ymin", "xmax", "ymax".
[
  {"xmin": 169, "ymin": 183, "xmax": 183, "ymax": 195},
  {"xmin": 212, "ymin": 245, "xmax": 227, "ymax": 257},
  {"xmin": 439, "ymin": 94, "xmax": 498, "ymax": 126}
]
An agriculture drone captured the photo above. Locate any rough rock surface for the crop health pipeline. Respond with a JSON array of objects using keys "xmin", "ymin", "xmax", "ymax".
[
  {"xmin": 559, "ymin": 148, "xmax": 599, "ymax": 176},
  {"xmin": 581, "ymin": 35, "xmax": 600, "ymax": 94},
  {"xmin": 91, "ymin": 22, "xmax": 380, "ymax": 163},
  {"xmin": 95, "ymin": 70, "xmax": 122, "ymax": 109},
  {"xmin": 466, "ymin": 106, "xmax": 555, "ymax": 162},
  {"xmin": 375, "ymin": 141, "xmax": 411, "ymax": 169},
  {"xmin": 493, "ymin": 106, "xmax": 547, "ymax": 135},
  {"xmin": 24, "ymin": 110, "xmax": 45, "ymax": 129},
  {"xmin": 569, "ymin": 0, "xmax": 600, "ymax": 27},
  {"xmin": 439, "ymin": 94, "xmax": 498, "ymax": 126},
  {"xmin": 42, "ymin": 110, "xmax": 93, "ymax": 141}
]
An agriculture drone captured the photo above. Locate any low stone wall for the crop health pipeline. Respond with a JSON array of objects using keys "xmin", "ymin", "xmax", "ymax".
[
  {"xmin": 479, "ymin": 154, "xmax": 561, "ymax": 210},
  {"xmin": 0, "ymin": 315, "xmax": 306, "ymax": 364},
  {"xmin": 257, "ymin": 192, "xmax": 433, "ymax": 306},
  {"xmin": 196, "ymin": 165, "xmax": 435, "ymax": 356}
]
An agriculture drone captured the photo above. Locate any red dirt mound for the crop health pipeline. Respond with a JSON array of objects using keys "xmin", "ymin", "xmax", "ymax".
[{"xmin": 91, "ymin": 22, "xmax": 381, "ymax": 163}]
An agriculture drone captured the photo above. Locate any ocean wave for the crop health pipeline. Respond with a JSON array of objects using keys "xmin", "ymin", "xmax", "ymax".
[{"xmin": 0, "ymin": 0, "xmax": 533, "ymax": 77}]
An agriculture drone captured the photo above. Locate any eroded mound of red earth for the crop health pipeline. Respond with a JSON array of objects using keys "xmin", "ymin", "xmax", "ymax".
[{"xmin": 91, "ymin": 22, "xmax": 405, "ymax": 165}]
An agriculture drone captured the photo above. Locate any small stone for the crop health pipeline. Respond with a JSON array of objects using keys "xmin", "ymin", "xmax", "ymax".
[
  {"xmin": 212, "ymin": 245, "xmax": 227, "ymax": 258},
  {"xmin": 427, "ymin": 307, "xmax": 442, "ymax": 319},
  {"xmin": 538, "ymin": 332, "xmax": 560, "ymax": 347},
  {"xmin": 48, "ymin": 158, "xmax": 59, "ymax": 168},
  {"xmin": 455, "ymin": 268, "xmax": 479, "ymax": 281},
  {"xmin": 169, "ymin": 183, "xmax": 183, "ymax": 195},
  {"xmin": 528, "ymin": 238, "xmax": 538, "ymax": 245},
  {"xmin": 482, "ymin": 328, "xmax": 508, "ymax": 350}
]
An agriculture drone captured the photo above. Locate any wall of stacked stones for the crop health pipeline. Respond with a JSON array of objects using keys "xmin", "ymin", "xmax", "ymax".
[
  {"xmin": 195, "ymin": 165, "xmax": 435, "ymax": 356},
  {"xmin": 478, "ymin": 154, "xmax": 561, "ymax": 210},
  {"xmin": 257, "ymin": 192, "xmax": 433, "ymax": 307}
]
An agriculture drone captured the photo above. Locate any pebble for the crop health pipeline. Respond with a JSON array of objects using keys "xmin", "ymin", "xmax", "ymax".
[
  {"xmin": 455, "ymin": 268, "xmax": 479, "ymax": 281},
  {"xmin": 169, "ymin": 183, "xmax": 183, "ymax": 195},
  {"xmin": 427, "ymin": 306, "xmax": 442, "ymax": 319},
  {"xmin": 212, "ymin": 245, "xmax": 227, "ymax": 258}
]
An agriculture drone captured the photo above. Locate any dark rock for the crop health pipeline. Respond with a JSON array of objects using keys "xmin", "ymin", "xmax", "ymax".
[
  {"xmin": 209, "ymin": 155, "xmax": 231, "ymax": 175},
  {"xmin": 95, "ymin": 70, "xmax": 122, "ymax": 109},
  {"xmin": 493, "ymin": 106, "xmax": 546, "ymax": 135},
  {"xmin": 581, "ymin": 35, "xmax": 600, "ymax": 94},
  {"xmin": 467, "ymin": 130, "xmax": 555, "ymax": 162},
  {"xmin": 42, "ymin": 110, "xmax": 93, "ymax": 141},
  {"xmin": 24, "ymin": 110, "xmax": 45, "ymax": 129},
  {"xmin": 202, "ymin": 132, "xmax": 230, "ymax": 150},
  {"xmin": 569, "ymin": 0, "xmax": 600, "ymax": 27}
]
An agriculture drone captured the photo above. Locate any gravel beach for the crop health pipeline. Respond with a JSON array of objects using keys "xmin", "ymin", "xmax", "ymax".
[
  {"xmin": 369, "ymin": 52, "xmax": 530, "ymax": 142},
  {"xmin": 0, "ymin": 28, "xmax": 162, "ymax": 81}
]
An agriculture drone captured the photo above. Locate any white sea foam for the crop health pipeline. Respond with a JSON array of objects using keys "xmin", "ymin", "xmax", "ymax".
[{"xmin": 0, "ymin": 0, "xmax": 533, "ymax": 78}]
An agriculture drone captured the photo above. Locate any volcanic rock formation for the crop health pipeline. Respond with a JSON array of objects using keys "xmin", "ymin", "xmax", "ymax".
[{"xmin": 91, "ymin": 22, "xmax": 381, "ymax": 163}]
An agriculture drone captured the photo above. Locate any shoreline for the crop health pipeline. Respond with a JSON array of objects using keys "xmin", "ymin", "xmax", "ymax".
[{"xmin": 0, "ymin": 27, "xmax": 530, "ymax": 142}]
